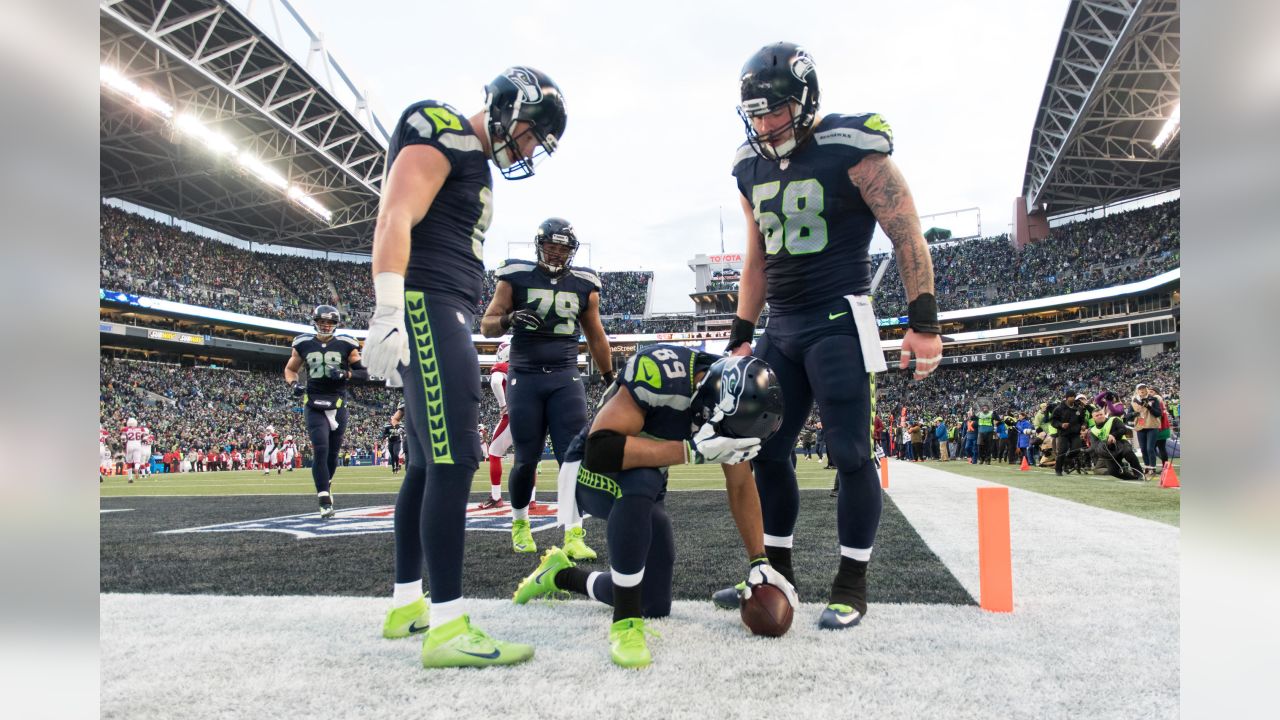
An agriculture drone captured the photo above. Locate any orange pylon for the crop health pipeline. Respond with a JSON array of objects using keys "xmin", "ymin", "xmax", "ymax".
[
  {"xmin": 977, "ymin": 486, "xmax": 1014, "ymax": 613},
  {"xmin": 1159, "ymin": 461, "xmax": 1180, "ymax": 488},
  {"xmin": 1019, "ymin": 455, "xmax": 1030, "ymax": 471},
  {"xmin": 880, "ymin": 456, "xmax": 889, "ymax": 489}
]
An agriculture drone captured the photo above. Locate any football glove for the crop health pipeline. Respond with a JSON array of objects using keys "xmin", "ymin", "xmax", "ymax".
[
  {"xmin": 742, "ymin": 559, "xmax": 799, "ymax": 608},
  {"xmin": 291, "ymin": 381, "xmax": 306, "ymax": 397},
  {"xmin": 326, "ymin": 366, "xmax": 349, "ymax": 381},
  {"xmin": 508, "ymin": 308, "xmax": 544, "ymax": 331},
  {"xmin": 364, "ymin": 273, "xmax": 409, "ymax": 387},
  {"xmin": 685, "ymin": 416, "xmax": 760, "ymax": 465}
]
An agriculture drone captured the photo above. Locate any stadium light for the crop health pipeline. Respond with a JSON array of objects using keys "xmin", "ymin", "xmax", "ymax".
[
  {"xmin": 1152, "ymin": 102, "xmax": 1180, "ymax": 150},
  {"xmin": 101, "ymin": 64, "xmax": 333, "ymax": 224}
]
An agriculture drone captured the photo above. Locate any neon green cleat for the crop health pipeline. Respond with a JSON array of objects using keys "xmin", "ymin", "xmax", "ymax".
[
  {"xmin": 513, "ymin": 546, "xmax": 574, "ymax": 604},
  {"xmin": 511, "ymin": 519, "xmax": 537, "ymax": 553},
  {"xmin": 382, "ymin": 596, "xmax": 430, "ymax": 639},
  {"xmin": 563, "ymin": 526, "xmax": 597, "ymax": 561},
  {"xmin": 609, "ymin": 617, "xmax": 657, "ymax": 669},
  {"xmin": 421, "ymin": 615, "xmax": 534, "ymax": 668}
]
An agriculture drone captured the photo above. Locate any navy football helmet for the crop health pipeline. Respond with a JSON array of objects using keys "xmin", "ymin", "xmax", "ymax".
[
  {"xmin": 484, "ymin": 66, "xmax": 568, "ymax": 180},
  {"xmin": 737, "ymin": 42, "xmax": 821, "ymax": 161},
  {"xmin": 692, "ymin": 356, "xmax": 784, "ymax": 441},
  {"xmin": 312, "ymin": 304, "xmax": 340, "ymax": 339},
  {"xmin": 534, "ymin": 217, "xmax": 579, "ymax": 276}
]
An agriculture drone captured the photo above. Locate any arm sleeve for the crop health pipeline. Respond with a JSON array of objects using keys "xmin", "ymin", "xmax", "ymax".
[{"xmin": 490, "ymin": 371, "xmax": 507, "ymax": 408}]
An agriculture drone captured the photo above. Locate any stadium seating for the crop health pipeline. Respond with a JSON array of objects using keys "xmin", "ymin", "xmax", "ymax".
[{"xmin": 875, "ymin": 200, "xmax": 1179, "ymax": 316}]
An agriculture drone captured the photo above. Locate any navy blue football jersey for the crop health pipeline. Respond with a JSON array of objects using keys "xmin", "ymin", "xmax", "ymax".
[
  {"xmin": 732, "ymin": 112, "xmax": 894, "ymax": 314},
  {"xmin": 609, "ymin": 344, "xmax": 718, "ymax": 443},
  {"xmin": 292, "ymin": 333, "xmax": 360, "ymax": 397},
  {"xmin": 494, "ymin": 259, "xmax": 600, "ymax": 371},
  {"xmin": 388, "ymin": 100, "xmax": 494, "ymax": 306}
]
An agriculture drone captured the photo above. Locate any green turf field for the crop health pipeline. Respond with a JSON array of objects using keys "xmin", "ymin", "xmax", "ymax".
[
  {"xmin": 101, "ymin": 454, "xmax": 1180, "ymax": 525},
  {"xmin": 909, "ymin": 457, "xmax": 1181, "ymax": 526}
]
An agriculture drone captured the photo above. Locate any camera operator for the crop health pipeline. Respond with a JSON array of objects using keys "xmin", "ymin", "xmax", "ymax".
[
  {"xmin": 1051, "ymin": 391, "xmax": 1087, "ymax": 477},
  {"xmin": 1087, "ymin": 408, "xmax": 1144, "ymax": 481}
]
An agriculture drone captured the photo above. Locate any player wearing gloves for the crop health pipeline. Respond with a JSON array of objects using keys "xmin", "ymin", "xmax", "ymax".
[
  {"xmin": 719, "ymin": 43, "xmax": 943, "ymax": 630},
  {"xmin": 364, "ymin": 67, "xmax": 567, "ymax": 669},
  {"xmin": 284, "ymin": 305, "xmax": 365, "ymax": 518},
  {"xmin": 511, "ymin": 348, "xmax": 789, "ymax": 669},
  {"xmin": 480, "ymin": 217, "xmax": 612, "ymax": 559}
]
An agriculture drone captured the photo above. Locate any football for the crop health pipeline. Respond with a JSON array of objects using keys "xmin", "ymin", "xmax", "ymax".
[{"xmin": 740, "ymin": 583, "xmax": 794, "ymax": 637}]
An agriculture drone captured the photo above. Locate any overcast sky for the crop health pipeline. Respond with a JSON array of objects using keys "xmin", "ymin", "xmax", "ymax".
[{"xmin": 294, "ymin": 0, "xmax": 1070, "ymax": 312}]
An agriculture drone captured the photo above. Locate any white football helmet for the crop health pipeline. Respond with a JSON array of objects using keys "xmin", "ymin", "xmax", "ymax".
[
  {"xmin": 285, "ymin": 435, "xmax": 293, "ymax": 442},
  {"xmin": 266, "ymin": 425, "xmax": 275, "ymax": 434},
  {"xmin": 126, "ymin": 417, "xmax": 138, "ymax": 428},
  {"xmin": 495, "ymin": 341, "xmax": 511, "ymax": 363}
]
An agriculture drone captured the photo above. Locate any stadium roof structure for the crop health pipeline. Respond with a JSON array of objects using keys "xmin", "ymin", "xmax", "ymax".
[
  {"xmin": 1022, "ymin": 0, "xmax": 1180, "ymax": 216},
  {"xmin": 100, "ymin": 0, "xmax": 389, "ymax": 252}
]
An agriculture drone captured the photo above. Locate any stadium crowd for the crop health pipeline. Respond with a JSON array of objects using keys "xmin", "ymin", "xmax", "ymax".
[
  {"xmin": 99, "ymin": 357, "xmax": 400, "ymax": 466},
  {"xmin": 102, "ymin": 204, "xmax": 654, "ymax": 330},
  {"xmin": 875, "ymin": 201, "xmax": 1180, "ymax": 317}
]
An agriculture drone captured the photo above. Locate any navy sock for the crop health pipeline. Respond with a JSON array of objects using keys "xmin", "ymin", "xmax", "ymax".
[
  {"xmin": 830, "ymin": 556, "xmax": 869, "ymax": 614},
  {"xmin": 613, "ymin": 583, "xmax": 642, "ymax": 623},
  {"xmin": 557, "ymin": 566, "xmax": 591, "ymax": 596}
]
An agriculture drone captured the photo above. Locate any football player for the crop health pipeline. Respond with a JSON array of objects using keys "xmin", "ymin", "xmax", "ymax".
[
  {"xmin": 512, "ymin": 349, "xmax": 792, "ymax": 668},
  {"xmin": 120, "ymin": 417, "xmax": 146, "ymax": 483},
  {"xmin": 479, "ymin": 218, "xmax": 612, "ymax": 560},
  {"xmin": 381, "ymin": 417, "xmax": 405, "ymax": 474},
  {"xmin": 140, "ymin": 431, "xmax": 154, "ymax": 477},
  {"xmin": 99, "ymin": 425, "xmax": 112, "ymax": 481},
  {"xmin": 717, "ymin": 43, "xmax": 943, "ymax": 629},
  {"xmin": 261, "ymin": 425, "xmax": 279, "ymax": 475},
  {"xmin": 361, "ymin": 67, "xmax": 567, "ymax": 668},
  {"xmin": 281, "ymin": 436, "xmax": 297, "ymax": 471},
  {"xmin": 479, "ymin": 341, "xmax": 513, "ymax": 509},
  {"xmin": 284, "ymin": 305, "xmax": 366, "ymax": 518}
]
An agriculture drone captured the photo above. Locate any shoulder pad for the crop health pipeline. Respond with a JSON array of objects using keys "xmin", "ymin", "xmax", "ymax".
[
  {"xmin": 812, "ymin": 113, "xmax": 893, "ymax": 154},
  {"xmin": 292, "ymin": 334, "xmax": 315, "ymax": 347},
  {"xmin": 334, "ymin": 334, "xmax": 359, "ymax": 347},
  {"xmin": 569, "ymin": 267, "xmax": 601, "ymax": 290},
  {"xmin": 494, "ymin": 260, "xmax": 537, "ymax": 279},
  {"xmin": 401, "ymin": 101, "xmax": 483, "ymax": 154},
  {"xmin": 732, "ymin": 143, "xmax": 756, "ymax": 171}
]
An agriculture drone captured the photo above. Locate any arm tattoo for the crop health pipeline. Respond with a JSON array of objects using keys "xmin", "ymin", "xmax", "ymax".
[{"xmin": 849, "ymin": 156, "xmax": 935, "ymax": 300}]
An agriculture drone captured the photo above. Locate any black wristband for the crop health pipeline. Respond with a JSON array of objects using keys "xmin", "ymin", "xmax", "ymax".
[
  {"xmin": 907, "ymin": 293, "xmax": 942, "ymax": 335},
  {"xmin": 726, "ymin": 317, "xmax": 756, "ymax": 351},
  {"xmin": 500, "ymin": 312, "xmax": 513, "ymax": 330},
  {"xmin": 602, "ymin": 371, "xmax": 616, "ymax": 386}
]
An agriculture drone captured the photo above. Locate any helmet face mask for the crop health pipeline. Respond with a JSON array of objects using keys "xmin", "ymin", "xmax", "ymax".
[
  {"xmin": 484, "ymin": 67, "xmax": 567, "ymax": 180},
  {"xmin": 738, "ymin": 42, "xmax": 820, "ymax": 162},
  {"xmin": 534, "ymin": 218, "xmax": 579, "ymax": 275},
  {"xmin": 312, "ymin": 304, "xmax": 340, "ymax": 339}
]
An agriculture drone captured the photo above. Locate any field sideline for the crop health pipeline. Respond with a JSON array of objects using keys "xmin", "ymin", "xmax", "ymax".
[{"xmin": 101, "ymin": 455, "xmax": 1180, "ymax": 526}]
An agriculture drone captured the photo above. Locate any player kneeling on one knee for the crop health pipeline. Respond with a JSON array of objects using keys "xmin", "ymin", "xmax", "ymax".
[{"xmin": 511, "ymin": 347, "xmax": 792, "ymax": 668}]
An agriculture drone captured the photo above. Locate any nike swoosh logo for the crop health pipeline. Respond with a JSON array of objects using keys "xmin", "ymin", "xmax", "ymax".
[
  {"xmin": 534, "ymin": 566, "xmax": 555, "ymax": 585},
  {"xmin": 832, "ymin": 610, "xmax": 861, "ymax": 625},
  {"xmin": 458, "ymin": 648, "xmax": 501, "ymax": 659},
  {"xmin": 828, "ymin": 311, "xmax": 849, "ymax": 320},
  {"xmin": 408, "ymin": 621, "xmax": 430, "ymax": 634}
]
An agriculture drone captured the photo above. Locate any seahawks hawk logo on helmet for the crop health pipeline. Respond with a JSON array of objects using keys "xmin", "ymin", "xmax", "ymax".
[{"xmin": 506, "ymin": 67, "xmax": 544, "ymax": 104}]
